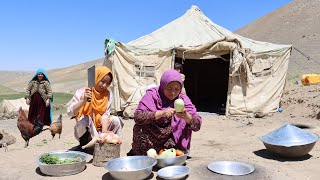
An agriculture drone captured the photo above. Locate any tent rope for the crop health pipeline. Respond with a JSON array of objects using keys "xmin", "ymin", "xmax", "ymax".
[
  {"xmin": 285, "ymin": 46, "xmax": 319, "ymax": 82},
  {"xmin": 293, "ymin": 47, "xmax": 320, "ymax": 65}
]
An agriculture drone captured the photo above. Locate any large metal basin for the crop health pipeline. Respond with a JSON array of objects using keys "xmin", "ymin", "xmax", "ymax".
[
  {"xmin": 104, "ymin": 156, "xmax": 157, "ymax": 180},
  {"xmin": 36, "ymin": 150, "xmax": 88, "ymax": 176},
  {"xmin": 260, "ymin": 124, "xmax": 319, "ymax": 157}
]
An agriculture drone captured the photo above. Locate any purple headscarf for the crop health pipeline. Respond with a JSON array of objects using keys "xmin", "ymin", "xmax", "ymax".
[{"xmin": 136, "ymin": 69, "xmax": 199, "ymax": 150}]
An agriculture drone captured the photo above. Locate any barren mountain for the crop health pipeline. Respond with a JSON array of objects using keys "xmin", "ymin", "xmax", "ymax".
[
  {"xmin": 0, "ymin": 58, "xmax": 104, "ymax": 93},
  {"xmin": 236, "ymin": 0, "xmax": 320, "ymax": 78}
]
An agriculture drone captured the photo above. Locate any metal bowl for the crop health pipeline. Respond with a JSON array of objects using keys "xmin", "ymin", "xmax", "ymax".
[
  {"xmin": 36, "ymin": 150, "xmax": 88, "ymax": 176},
  {"xmin": 207, "ymin": 161, "xmax": 254, "ymax": 176},
  {"xmin": 156, "ymin": 153, "xmax": 188, "ymax": 168},
  {"xmin": 157, "ymin": 165, "xmax": 189, "ymax": 180},
  {"xmin": 260, "ymin": 124, "xmax": 319, "ymax": 157},
  {"xmin": 104, "ymin": 156, "xmax": 157, "ymax": 180}
]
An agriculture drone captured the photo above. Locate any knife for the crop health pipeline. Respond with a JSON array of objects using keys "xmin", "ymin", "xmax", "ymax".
[{"xmin": 87, "ymin": 65, "xmax": 95, "ymax": 102}]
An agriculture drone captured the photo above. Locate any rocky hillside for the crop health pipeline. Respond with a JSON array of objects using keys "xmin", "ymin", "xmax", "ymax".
[{"xmin": 236, "ymin": 0, "xmax": 320, "ymax": 79}]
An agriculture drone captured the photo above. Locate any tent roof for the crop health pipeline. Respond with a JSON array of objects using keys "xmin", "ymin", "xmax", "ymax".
[{"xmin": 126, "ymin": 5, "xmax": 291, "ymax": 55}]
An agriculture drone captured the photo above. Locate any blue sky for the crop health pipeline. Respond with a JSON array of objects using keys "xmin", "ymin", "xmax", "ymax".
[{"xmin": 0, "ymin": 0, "xmax": 292, "ymax": 71}]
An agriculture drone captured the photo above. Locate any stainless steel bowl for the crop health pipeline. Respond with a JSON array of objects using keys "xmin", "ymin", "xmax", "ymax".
[
  {"xmin": 157, "ymin": 165, "xmax": 189, "ymax": 180},
  {"xmin": 104, "ymin": 156, "xmax": 157, "ymax": 180},
  {"xmin": 36, "ymin": 150, "xmax": 88, "ymax": 176},
  {"xmin": 260, "ymin": 124, "xmax": 319, "ymax": 157},
  {"xmin": 156, "ymin": 153, "xmax": 188, "ymax": 168},
  {"xmin": 207, "ymin": 161, "xmax": 254, "ymax": 176}
]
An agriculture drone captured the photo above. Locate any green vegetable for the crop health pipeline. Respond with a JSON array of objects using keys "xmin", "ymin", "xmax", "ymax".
[
  {"xmin": 158, "ymin": 148, "xmax": 176, "ymax": 158},
  {"xmin": 40, "ymin": 154, "xmax": 82, "ymax": 164},
  {"xmin": 174, "ymin": 99, "xmax": 185, "ymax": 112}
]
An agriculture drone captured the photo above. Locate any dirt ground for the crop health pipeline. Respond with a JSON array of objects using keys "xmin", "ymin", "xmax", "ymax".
[{"xmin": 0, "ymin": 83, "xmax": 320, "ymax": 180}]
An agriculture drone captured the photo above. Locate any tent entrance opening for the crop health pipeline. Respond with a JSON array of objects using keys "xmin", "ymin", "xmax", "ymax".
[{"xmin": 176, "ymin": 57, "xmax": 230, "ymax": 114}]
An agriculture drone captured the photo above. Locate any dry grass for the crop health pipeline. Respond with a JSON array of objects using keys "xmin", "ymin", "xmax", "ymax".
[{"xmin": 0, "ymin": 85, "xmax": 17, "ymax": 95}]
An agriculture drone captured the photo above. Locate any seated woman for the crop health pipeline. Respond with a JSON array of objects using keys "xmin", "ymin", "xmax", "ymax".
[
  {"xmin": 129, "ymin": 69, "xmax": 202, "ymax": 155},
  {"xmin": 67, "ymin": 66, "xmax": 124, "ymax": 150}
]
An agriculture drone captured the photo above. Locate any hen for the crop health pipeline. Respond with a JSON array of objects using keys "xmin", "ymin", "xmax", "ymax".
[
  {"xmin": 48, "ymin": 114, "xmax": 62, "ymax": 139},
  {"xmin": 17, "ymin": 107, "xmax": 44, "ymax": 147}
]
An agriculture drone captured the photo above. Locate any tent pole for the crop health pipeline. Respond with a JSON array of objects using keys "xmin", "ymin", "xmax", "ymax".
[{"xmin": 171, "ymin": 49, "xmax": 176, "ymax": 69}]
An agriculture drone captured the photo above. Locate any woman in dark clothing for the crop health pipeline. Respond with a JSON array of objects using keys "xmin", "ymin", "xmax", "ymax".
[
  {"xmin": 25, "ymin": 68, "xmax": 52, "ymax": 126},
  {"xmin": 129, "ymin": 69, "xmax": 202, "ymax": 155}
]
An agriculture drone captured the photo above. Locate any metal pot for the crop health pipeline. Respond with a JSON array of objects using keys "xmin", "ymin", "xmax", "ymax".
[
  {"xmin": 104, "ymin": 156, "xmax": 157, "ymax": 180},
  {"xmin": 260, "ymin": 124, "xmax": 319, "ymax": 157}
]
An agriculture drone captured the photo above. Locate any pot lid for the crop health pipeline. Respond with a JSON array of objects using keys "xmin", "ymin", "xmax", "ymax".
[{"xmin": 260, "ymin": 124, "xmax": 319, "ymax": 147}]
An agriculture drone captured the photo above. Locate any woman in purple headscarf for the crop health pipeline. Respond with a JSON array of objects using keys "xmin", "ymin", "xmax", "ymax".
[{"xmin": 129, "ymin": 69, "xmax": 202, "ymax": 155}]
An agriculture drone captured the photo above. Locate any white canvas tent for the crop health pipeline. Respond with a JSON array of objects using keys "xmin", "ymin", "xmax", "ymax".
[
  {"xmin": 0, "ymin": 98, "xmax": 29, "ymax": 113},
  {"xmin": 104, "ymin": 5, "xmax": 292, "ymax": 116}
]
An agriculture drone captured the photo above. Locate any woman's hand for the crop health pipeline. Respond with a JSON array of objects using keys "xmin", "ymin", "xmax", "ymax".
[
  {"xmin": 155, "ymin": 108, "xmax": 175, "ymax": 120},
  {"xmin": 26, "ymin": 99, "xmax": 30, "ymax": 105},
  {"xmin": 162, "ymin": 108, "xmax": 175, "ymax": 118},
  {"xmin": 83, "ymin": 87, "xmax": 92, "ymax": 102},
  {"xmin": 45, "ymin": 99, "xmax": 50, "ymax": 107},
  {"xmin": 96, "ymin": 136, "xmax": 104, "ymax": 143},
  {"xmin": 175, "ymin": 108, "xmax": 192, "ymax": 124}
]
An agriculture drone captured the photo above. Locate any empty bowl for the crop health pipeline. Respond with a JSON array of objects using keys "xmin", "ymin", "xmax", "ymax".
[
  {"xmin": 207, "ymin": 161, "xmax": 254, "ymax": 176},
  {"xmin": 157, "ymin": 165, "xmax": 189, "ymax": 180}
]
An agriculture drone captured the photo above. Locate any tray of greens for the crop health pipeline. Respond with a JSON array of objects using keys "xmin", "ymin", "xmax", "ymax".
[{"xmin": 36, "ymin": 150, "xmax": 87, "ymax": 176}]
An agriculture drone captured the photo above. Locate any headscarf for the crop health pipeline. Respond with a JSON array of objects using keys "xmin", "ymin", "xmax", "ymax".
[
  {"xmin": 31, "ymin": 68, "xmax": 53, "ymax": 122},
  {"xmin": 76, "ymin": 66, "xmax": 112, "ymax": 130},
  {"xmin": 136, "ymin": 69, "xmax": 198, "ymax": 150},
  {"xmin": 31, "ymin": 68, "xmax": 50, "ymax": 83}
]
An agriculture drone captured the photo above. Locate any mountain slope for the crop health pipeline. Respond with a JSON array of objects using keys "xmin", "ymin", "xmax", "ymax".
[
  {"xmin": 236, "ymin": 0, "xmax": 320, "ymax": 78},
  {"xmin": 0, "ymin": 85, "xmax": 17, "ymax": 94},
  {"xmin": 0, "ymin": 58, "xmax": 104, "ymax": 93}
]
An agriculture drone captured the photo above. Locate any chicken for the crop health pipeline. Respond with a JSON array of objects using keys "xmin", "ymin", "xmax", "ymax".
[
  {"xmin": 81, "ymin": 132, "xmax": 122, "ymax": 149},
  {"xmin": 17, "ymin": 107, "xmax": 44, "ymax": 147},
  {"xmin": 48, "ymin": 114, "xmax": 62, "ymax": 139}
]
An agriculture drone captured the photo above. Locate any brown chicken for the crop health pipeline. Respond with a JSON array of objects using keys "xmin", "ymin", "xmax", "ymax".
[
  {"xmin": 48, "ymin": 114, "xmax": 62, "ymax": 139},
  {"xmin": 17, "ymin": 107, "xmax": 44, "ymax": 147}
]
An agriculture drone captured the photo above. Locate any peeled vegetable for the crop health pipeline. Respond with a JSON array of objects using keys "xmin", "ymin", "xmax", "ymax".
[
  {"xmin": 158, "ymin": 148, "xmax": 176, "ymax": 158},
  {"xmin": 147, "ymin": 148, "xmax": 157, "ymax": 158},
  {"xmin": 174, "ymin": 99, "xmax": 185, "ymax": 112}
]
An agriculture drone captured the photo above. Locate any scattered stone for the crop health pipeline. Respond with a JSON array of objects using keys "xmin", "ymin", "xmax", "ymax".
[{"xmin": 0, "ymin": 130, "xmax": 16, "ymax": 148}]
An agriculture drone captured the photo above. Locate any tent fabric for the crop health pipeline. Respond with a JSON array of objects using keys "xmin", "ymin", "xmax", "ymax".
[
  {"xmin": 104, "ymin": 5, "xmax": 292, "ymax": 116},
  {"xmin": 0, "ymin": 98, "xmax": 29, "ymax": 113}
]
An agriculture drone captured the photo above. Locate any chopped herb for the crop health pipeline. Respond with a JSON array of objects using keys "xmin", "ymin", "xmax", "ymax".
[{"xmin": 40, "ymin": 154, "xmax": 82, "ymax": 164}]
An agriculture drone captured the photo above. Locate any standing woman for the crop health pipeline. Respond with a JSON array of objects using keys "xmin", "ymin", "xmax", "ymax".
[
  {"xmin": 25, "ymin": 68, "xmax": 53, "ymax": 126},
  {"xmin": 67, "ymin": 66, "xmax": 124, "ymax": 149},
  {"xmin": 129, "ymin": 69, "xmax": 202, "ymax": 155}
]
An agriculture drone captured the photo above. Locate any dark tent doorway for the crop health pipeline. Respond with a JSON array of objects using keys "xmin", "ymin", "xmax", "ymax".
[{"xmin": 175, "ymin": 55, "xmax": 230, "ymax": 114}]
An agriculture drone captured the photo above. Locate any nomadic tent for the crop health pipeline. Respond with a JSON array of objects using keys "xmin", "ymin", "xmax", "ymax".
[
  {"xmin": 104, "ymin": 5, "xmax": 292, "ymax": 116},
  {"xmin": 0, "ymin": 98, "xmax": 29, "ymax": 113}
]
